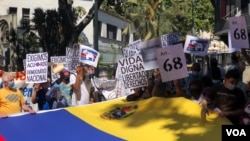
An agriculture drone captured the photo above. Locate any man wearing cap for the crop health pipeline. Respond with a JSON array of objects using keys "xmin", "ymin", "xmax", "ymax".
[{"xmin": 70, "ymin": 65, "xmax": 95, "ymax": 106}]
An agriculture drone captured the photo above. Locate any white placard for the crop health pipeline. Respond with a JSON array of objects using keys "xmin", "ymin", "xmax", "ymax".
[
  {"xmin": 128, "ymin": 39, "xmax": 142, "ymax": 52},
  {"xmin": 123, "ymin": 48, "xmax": 138, "ymax": 58},
  {"xmin": 79, "ymin": 44, "xmax": 100, "ymax": 67},
  {"xmin": 66, "ymin": 46, "xmax": 79, "ymax": 73},
  {"xmin": 140, "ymin": 37, "xmax": 162, "ymax": 70},
  {"xmin": 161, "ymin": 32, "xmax": 179, "ymax": 47},
  {"xmin": 156, "ymin": 44, "xmax": 189, "ymax": 82},
  {"xmin": 228, "ymin": 32, "xmax": 240, "ymax": 53},
  {"xmin": 228, "ymin": 16, "xmax": 249, "ymax": 49},
  {"xmin": 184, "ymin": 35, "xmax": 210, "ymax": 56},
  {"xmin": 117, "ymin": 55, "xmax": 148, "ymax": 90},
  {"xmin": 50, "ymin": 56, "xmax": 67, "ymax": 82},
  {"xmin": 25, "ymin": 52, "xmax": 48, "ymax": 83}
]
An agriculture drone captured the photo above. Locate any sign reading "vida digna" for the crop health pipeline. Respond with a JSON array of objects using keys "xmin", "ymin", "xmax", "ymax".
[{"xmin": 222, "ymin": 125, "xmax": 250, "ymax": 141}]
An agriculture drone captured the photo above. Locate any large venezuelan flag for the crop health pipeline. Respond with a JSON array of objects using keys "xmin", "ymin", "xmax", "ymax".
[{"xmin": 0, "ymin": 97, "xmax": 231, "ymax": 141}]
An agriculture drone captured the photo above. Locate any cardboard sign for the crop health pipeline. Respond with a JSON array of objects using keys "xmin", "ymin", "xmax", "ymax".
[
  {"xmin": 66, "ymin": 46, "xmax": 79, "ymax": 73},
  {"xmin": 228, "ymin": 16, "xmax": 249, "ymax": 49},
  {"xmin": 79, "ymin": 44, "xmax": 100, "ymax": 67},
  {"xmin": 140, "ymin": 38, "xmax": 162, "ymax": 70},
  {"xmin": 50, "ymin": 56, "xmax": 67, "ymax": 83},
  {"xmin": 184, "ymin": 35, "xmax": 210, "ymax": 56},
  {"xmin": 117, "ymin": 55, "xmax": 148, "ymax": 90},
  {"xmin": 25, "ymin": 52, "xmax": 48, "ymax": 83},
  {"xmin": 156, "ymin": 44, "xmax": 189, "ymax": 82},
  {"xmin": 128, "ymin": 39, "xmax": 141, "ymax": 53},
  {"xmin": 161, "ymin": 32, "xmax": 179, "ymax": 47}
]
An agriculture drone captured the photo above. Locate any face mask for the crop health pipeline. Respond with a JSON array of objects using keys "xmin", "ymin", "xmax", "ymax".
[
  {"xmin": 226, "ymin": 83, "xmax": 235, "ymax": 90},
  {"xmin": 8, "ymin": 81, "xmax": 15, "ymax": 88},
  {"xmin": 63, "ymin": 77, "xmax": 70, "ymax": 84}
]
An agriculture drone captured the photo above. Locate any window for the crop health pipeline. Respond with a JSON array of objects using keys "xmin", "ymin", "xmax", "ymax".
[
  {"xmin": 22, "ymin": 8, "xmax": 30, "ymax": 20},
  {"xmin": 241, "ymin": 0, "xmax": 250, "ymax": 14},
  {"xmin": 9, "ymin": 7, "xmax": 17, "ymax": 14},
  {"xmin": 22, "ymin": 8, "xmax": 30, "ymax": 27},
  {"xmin": 225, "ymin": 0, "xmax": 236, "ymax": 17},
  {"xmin": 122, "ymin": 28, "xmax": 129, "ymax": 43},
  {"xmin": 107, "ymin": 24, "xmax": 117, "ymax": 40}
]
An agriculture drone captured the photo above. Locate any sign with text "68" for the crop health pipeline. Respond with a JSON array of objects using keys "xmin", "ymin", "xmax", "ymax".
[
  {"xmin": 228, "ymin": 16, "xmax": 249, "ymax": 49},
  {"xmin": 156, "ymin": 43, "xmax": 189, "ymax": 82}
]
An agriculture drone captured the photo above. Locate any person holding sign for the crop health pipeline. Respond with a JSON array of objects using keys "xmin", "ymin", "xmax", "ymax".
[
  {"xmin": 0, "ymin": 72, "xmax": 35, "ymax": 117},
  {"xmin": 70, "ymin": 65, "xmax": 95, "ymax": 105},
  {"xmin": 31, "ymin": 81, "xmax": 51, "ymax": 110}
]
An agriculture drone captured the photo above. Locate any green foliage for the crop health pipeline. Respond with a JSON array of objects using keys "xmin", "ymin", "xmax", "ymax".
[{"xmin": 102, "ymin": 0, "xmax": 214, "ymax": 41}]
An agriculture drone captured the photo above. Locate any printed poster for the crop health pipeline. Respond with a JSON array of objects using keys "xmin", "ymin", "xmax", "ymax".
[
  {"xmin": 156, "ymin": 43, "xmax": 189, "ymax": 82},
  {"xmin": 228, "ymin": 16, "xmax": 249, "ymax": 49},
  {"xmin": 184, "ymin": 35, "xmax": 210, "ymax": 56},
  {"xmin": 79, "ymin": 44, "xmax": 100, "ymax": 67},
  {"xmin": 25, "ymin": 52, "xmax": 48, "ymax": 83}
]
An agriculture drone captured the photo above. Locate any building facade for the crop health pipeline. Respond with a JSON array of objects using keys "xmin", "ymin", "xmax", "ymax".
[
  {"xmin": 212, "ymin": 0, "xmax": 250, "ymax": 43},
  {"xmin": 0, "ymin": 0, "xmax": 131, "ymax": 71}
]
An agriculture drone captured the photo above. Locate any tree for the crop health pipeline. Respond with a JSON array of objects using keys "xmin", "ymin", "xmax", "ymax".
[
  {"xmin": 102, "ymin": 0, "xmax": 214, "ymax": 41},
  {"xmin": 32, "ymin": 0, "xmax": 104, "ymax": 58}
]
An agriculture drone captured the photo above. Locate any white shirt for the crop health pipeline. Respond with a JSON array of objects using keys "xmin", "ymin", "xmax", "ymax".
[{"xmin": 70, "ymin": 74, "xmax": 90, "ymax": 106}]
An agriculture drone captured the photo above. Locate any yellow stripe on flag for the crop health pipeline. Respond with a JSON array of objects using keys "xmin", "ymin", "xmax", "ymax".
[{"xmin": 66, "ymin": 97, "xmax": 231, "ymax": 141}]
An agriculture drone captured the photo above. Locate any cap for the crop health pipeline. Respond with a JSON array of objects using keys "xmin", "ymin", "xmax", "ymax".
[{"xmin": 51, "ymin": 63, "xmax": 65, "ymax": 74}]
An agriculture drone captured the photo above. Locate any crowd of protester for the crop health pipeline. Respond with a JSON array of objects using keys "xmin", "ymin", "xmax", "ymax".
[{"xmin": 1, "ymin": 49, "xmax": 250, "ymax": 125}]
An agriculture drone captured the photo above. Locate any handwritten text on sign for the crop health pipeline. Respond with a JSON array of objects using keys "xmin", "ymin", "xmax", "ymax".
[
  {"xmin": 228, "ymin": 16, "xmax": 249, "ymax": 49},
  {"xmin": 118, "ymin": 55, "xmax": 148, "ymax": 89},
  {"xmin": 66, "ymin": 47, "xmax": 79, "ymax": 73},
  {"xmin": 50, "ymin": 56, "xmax": 66, "ymax": 82},
  {"xmin": 25, "ymin": 52, "xmax": 48, "ymax": 83},
  {"xmin": 161, "ymin": 32, "xmax": 179, "ymax": 47},
  {"xmin": 156, "ymin": 44, "xmax": 188, "ymax": 82}
]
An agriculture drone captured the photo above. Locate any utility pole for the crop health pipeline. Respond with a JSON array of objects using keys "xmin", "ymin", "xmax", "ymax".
[
  {"xmin": 192, "ymin": 0, "xmax": 195, "ymax": 36},
  {"xmin": 94, "ymin": 0, "xmax": 99, "ymax": 75}
]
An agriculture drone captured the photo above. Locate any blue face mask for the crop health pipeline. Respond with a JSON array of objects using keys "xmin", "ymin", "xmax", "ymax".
[{"xmin": 8, "ymin": 81, "xmax": 15, "ymax": 88}]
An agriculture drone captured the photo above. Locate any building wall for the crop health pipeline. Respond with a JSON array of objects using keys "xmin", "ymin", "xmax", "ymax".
[
  {"xmin": 0, "ymin": 0, "xmax": 94, "ymax": 43},
  {"xmin": 0, "ymin": 0, "xmax": 132, "ymax": 70}
]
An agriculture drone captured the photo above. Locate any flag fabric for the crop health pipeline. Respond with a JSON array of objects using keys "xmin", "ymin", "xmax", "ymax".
[{"xmin": 0, "ymin": 97, "xmax": 231, "ymax": 141}]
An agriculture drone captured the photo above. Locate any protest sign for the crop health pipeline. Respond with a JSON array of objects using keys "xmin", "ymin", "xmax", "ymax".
[
  {"xmin": 0, "ymin": 70, "xmax": 27, "ymax": 89},
  {"xmin": 22, "ymin": 83, "xmax": 38, "ymax": 112},
  {"xmin": 161, "ymin": 32, "xmax": 179, "ymax": 47},
  {"xmin": 50, "ymin": 56, "xmax": 67, "ymax": 82},
  {"xmin": 79, "ymin": 44, "xmax": 100, "ymax": 67},
  {"xmin": 184, "ymin": 35, "xmax": 210, "ymax": 56},
  {"xmin": 66, "ymin": 45, "xmax": 79, "ymax": 73},
  {"xmin": 128, "ymin": 39, "xmax": 141, "ymax": 53},
  {"xmin": 123, "ymin": 48, "xmax": 137, "ymax": 58},
  {"xmin": 23, "ymin": 59, "xmax": 26, "ymax": 70},
  {"xmin": 140, "ymin": 37, "xmax": 162, "ymax": 70},
  {"xmin": 117, "ymin": 55, "xmax": 148, "ymax": 90},
  {"xmin": 25, "ymin": 52, "xmax": 48, "ymax": 83},
  {"xmin": 156, "ymin": 43, "xmax": 189, "ymax": 82},
  {"xmin": 228, "ymin": 16, "xmax": 249, "ymax": 49},
  {"xmin": 123, "ymin": 39, "xmax": 142, "ymax": 58}
]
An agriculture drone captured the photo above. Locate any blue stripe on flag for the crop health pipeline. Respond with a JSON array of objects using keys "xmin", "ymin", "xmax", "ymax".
[{"xmin": 0, "ymin": 109, "xmax": 124, "ymax": 141}]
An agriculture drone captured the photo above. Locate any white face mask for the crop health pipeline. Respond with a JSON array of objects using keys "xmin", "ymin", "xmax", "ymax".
[{"xmin": 226, "ymin": 83, "xmax": 235, "ymax": 90}]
